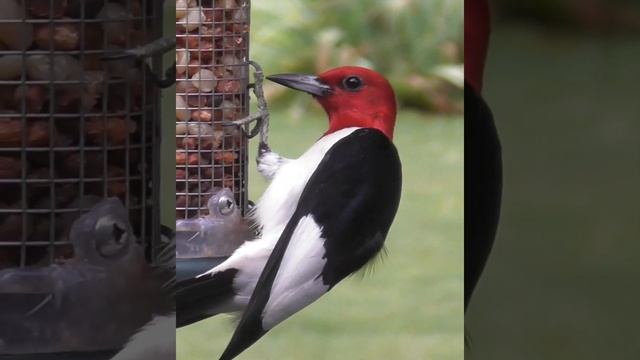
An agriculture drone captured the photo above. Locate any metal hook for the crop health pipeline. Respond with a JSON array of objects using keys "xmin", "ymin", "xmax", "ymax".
[
  {"xmin": 222, "ymin": 60, "xmax": 270, "ymax": 149},
  {"xmin": 101, "ymin": 36, "xmax": 176, "ymax": 61},
  {"xmin": 100, "ymin": 36, "xmax": 177, "ymax": 89}
]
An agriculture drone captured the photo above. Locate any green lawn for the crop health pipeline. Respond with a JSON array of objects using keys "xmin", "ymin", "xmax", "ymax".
[
  {"xmin": 176, "ymin": 108, "xmax": 463, "ymax": 359},
  {"xmin": 466, "ymin": 24, "xmax": 640, "ymax": 359}
]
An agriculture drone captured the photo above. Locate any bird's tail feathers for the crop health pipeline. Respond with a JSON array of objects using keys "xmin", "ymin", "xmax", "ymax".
[
  {"xmin": 354, "ymin": 245, "xmax": 388, "ymax": 280},
  {"xmin": 176, "ymin": 268, "xmax": 239, "ymax": 328}
]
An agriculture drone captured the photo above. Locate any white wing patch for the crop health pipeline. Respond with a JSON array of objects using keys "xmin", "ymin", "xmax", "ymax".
[
  {"xmin": 262, "ymin": 215, "xmax": 329, "ymax": 329},
  {"xmin": 197, "ymin": 232, "xmax": 280, "ymax": 309}
]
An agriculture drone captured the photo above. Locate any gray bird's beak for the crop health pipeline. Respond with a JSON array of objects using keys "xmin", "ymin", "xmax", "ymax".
[{"xmin": 266, "ymin": 73, "xmax": 333, "ymax": 97}]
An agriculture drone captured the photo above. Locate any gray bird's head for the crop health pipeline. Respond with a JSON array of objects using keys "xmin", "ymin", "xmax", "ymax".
[
  {"xmin": 69, "ymin": 198, "xmax": 141, "ymax": 264},
  {"xmin": 206, "ymin": 188, "xmax": 240, "ymax": 219}
]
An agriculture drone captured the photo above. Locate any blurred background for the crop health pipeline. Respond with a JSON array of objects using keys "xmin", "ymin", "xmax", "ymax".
[
  {"xmin": 249, "ymin": 0, "xmax": 463, "ymax": 113},
  {"xmin": 172, "ymin": 0, "xmax": 463, "ymax": 359},
  {"xmin": 466, "ymin": 1, "xmax": 640, "ymax": 359}
]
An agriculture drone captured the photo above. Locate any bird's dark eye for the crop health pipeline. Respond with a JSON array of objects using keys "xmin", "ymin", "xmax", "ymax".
[
  {"xmin": 112, "ymin": 223, "xmax": 126, "ymax": 244},
  {"xmin": 342, "ymin": 76, "xmax": 363, "ymax": 91},
  {"xmin": 94, "ymin": 215, "xmax": 130, "ymax": 257},
  {"xmin": 217, "ymin": 195, "xmax": 235, "ymax": 216}
]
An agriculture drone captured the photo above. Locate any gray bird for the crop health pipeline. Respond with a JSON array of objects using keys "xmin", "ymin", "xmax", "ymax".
[
  {"xmin": 0, "ymin": 198, "xmax": 165, "ymax": 354},
  {"xmin": 176, "ymin": 188, "xmax": 251, "ymax": 259}
]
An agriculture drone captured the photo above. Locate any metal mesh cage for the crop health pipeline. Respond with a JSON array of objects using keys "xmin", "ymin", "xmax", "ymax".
[
  {"xmin": 176, "ymin": 0, "xmax": 250, "ymax": 220},
  {"xmin": 0, "ymin": 0, "xmax": 165, "ymax": 355},
  {"xmin": 0, "ymin": 1, "xmax": 161, "ymax": 269}
]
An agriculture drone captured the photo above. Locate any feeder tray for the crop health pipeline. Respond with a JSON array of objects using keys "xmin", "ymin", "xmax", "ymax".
[{"xmin": 0, "ymin": 0, "xmax": 169, "ymax": 356}]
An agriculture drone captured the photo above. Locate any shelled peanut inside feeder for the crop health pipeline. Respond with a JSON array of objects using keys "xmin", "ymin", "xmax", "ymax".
[{"xmin": 176, "ymin": 0, "xmax": 249, "ymax": 220}]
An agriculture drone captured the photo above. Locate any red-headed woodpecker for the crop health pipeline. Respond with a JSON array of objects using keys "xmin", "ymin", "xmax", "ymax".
[{"xmin": 176, "ymin": 66, "xmax": 402, "ymax": 360}]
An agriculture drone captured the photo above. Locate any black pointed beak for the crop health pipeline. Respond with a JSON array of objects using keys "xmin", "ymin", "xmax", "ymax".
[{"xmin": 266, "ymin": 73, "xmax": 333, "ymax": 97}]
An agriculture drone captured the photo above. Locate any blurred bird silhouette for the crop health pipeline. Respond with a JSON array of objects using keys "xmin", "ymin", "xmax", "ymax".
[
  {"xmin": 0, "ymin": 198, "xmax": 167, "ymax": 354},
  {"xmin": 111, "ymin": 224, "xmax": 176, "ymax": 360}
]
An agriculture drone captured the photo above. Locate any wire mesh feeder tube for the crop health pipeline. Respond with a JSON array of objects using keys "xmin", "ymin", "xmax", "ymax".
[
  {"xmin": 0, "ymin": 1, "xmax": 167, "ymax": 355},
  {"xmin": 176, "ymin": 0, "xmax": 254, "ymax": 259}
]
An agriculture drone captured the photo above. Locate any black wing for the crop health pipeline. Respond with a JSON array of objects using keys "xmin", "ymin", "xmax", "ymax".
[{"xmin": 464, "ymin": 82, "xmax": 502, "ymax": 311}]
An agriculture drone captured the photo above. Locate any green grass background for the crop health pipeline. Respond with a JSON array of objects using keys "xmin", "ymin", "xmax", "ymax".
[
  {"xmin": 176, "ymin": 109, "xmax": 463, "ymax": 359},
  {"xmin": 465, "ymin": 23, "xmax": 640, "ymax": 359}
]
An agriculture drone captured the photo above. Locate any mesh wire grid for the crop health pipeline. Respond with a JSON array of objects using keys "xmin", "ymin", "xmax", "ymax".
[
  {"xmin": 176, "ymin": 0, "xmax": 250, "ymax": 220},
  {"xmin": 0, "ymin": 0, "xmax": 161, "ymax": 269}
]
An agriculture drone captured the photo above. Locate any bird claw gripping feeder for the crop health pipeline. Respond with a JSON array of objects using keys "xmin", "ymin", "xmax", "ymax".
[
  {"xmin": 0, "ymin": 1, "xmax": 171, "ymax": 357},
  {"xmin": 175, "ymin": 0, "xmax": 268, "ymax": 279}
]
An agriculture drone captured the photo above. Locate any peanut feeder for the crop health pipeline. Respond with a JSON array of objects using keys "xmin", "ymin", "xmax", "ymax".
[{"xmin": 0, "ymin": 0, "xmax": 170, "ymax": 355}]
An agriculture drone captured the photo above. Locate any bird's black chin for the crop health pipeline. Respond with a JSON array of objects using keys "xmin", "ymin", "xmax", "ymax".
[{"xmin": 266, "ymin": 73, "xmax": 333, "ymax": 97}]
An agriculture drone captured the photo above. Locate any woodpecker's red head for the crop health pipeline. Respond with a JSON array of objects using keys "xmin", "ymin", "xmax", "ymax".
[{"xmin": 267, "ymin": 66, "xmax": 397, "ymax": 140}]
